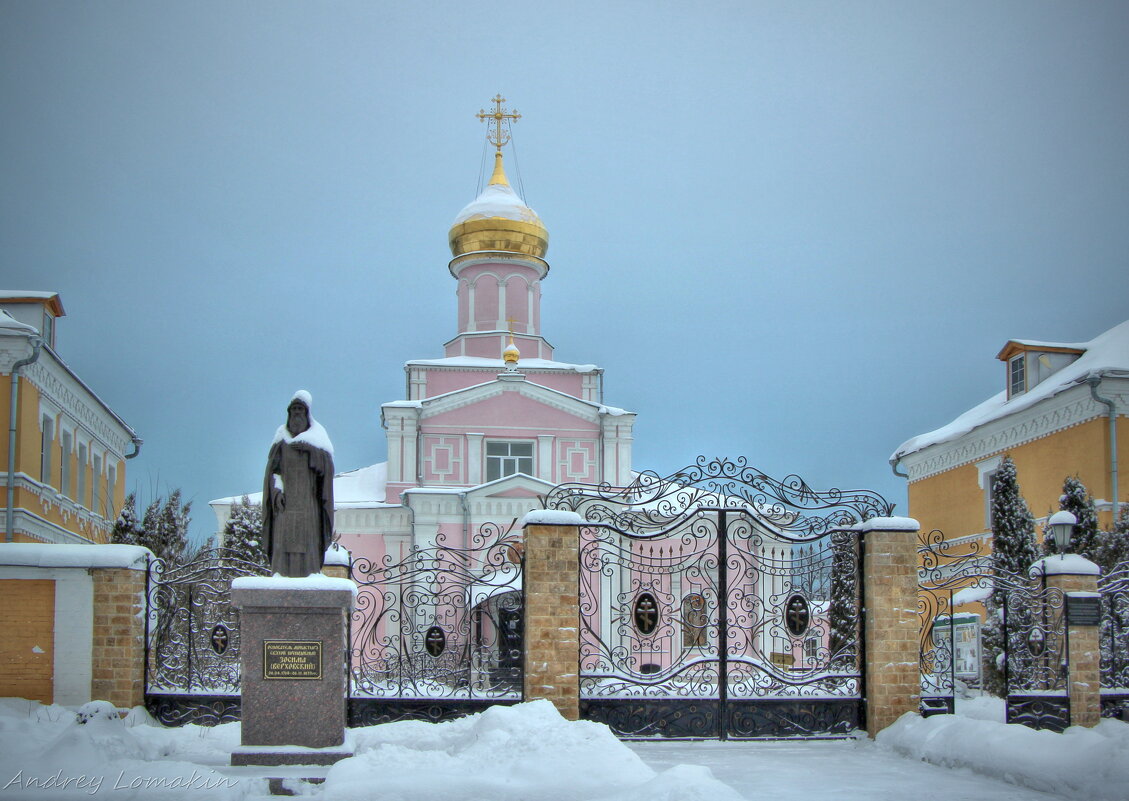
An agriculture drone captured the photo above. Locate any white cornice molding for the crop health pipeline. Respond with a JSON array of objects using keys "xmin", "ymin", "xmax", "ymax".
[
  {"xmin": 902, "ymin": 380, "xmax": 1128, "ymax": 481},
  {"xmin": 418, "ymin": 379, "xmax": 604, "ymax": 423},
  {"xmin": 20, "ymin": 353, "xmax": 133, "ymax": 457}
]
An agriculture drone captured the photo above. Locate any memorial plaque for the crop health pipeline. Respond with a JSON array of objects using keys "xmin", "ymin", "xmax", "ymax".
[
  {"xmin": 263, "ymin": 640, "xmax": 323, "ymax": 680},
  {"xmin": 1066, "ymin": 595, "xmax": 1102, "ymax": 626}
]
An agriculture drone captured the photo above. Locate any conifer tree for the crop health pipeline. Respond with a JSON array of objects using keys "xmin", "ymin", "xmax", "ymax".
[
  {"xmin": 1096, "ymin": 505, "xmax": 1129, "ymax": 572},
  {"xmin": 981, "ymin": 455, "xmax": 1039, "ymax": 696},
  {"xmin": 138, "ymin": 490, "xmax": 192, "ymax": 566},
  {"xmin": 1043, "ymin": 476, "xmax": 1100, "ymax": 559},
  {"xmin": 222, "ymin": 495, "xmax": 267, "ymax": 567},
  {"xmin": 827, "ymin": 532, "xmax": 858, "ymax": 666},
  {"xmin": 110, "ymin": 492, "xmax": 143, "ymax": 546}
]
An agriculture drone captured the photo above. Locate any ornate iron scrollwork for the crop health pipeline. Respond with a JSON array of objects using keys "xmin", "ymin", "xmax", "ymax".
[
  {"xmin": 560, "ymin": 461, "xmax": 866, "ymax": 739},
  {"xmin": 348, "ymin": 520, "xmax": 523, "ymax": 707},
  {"xmin": 633, "ymin": 593, "xmax": 660, "ymax": 635},
  {"xmin": 145, "ymin": 548, "xmax": 271, "ymax": 699},
  {"xmin": 784, "ymin": 595, "xmax": 810, "ymax": 638}
]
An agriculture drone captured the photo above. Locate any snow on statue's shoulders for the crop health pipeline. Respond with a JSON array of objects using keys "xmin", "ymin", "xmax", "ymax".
[{"xmin": 272, "ymin": 419, "xmax": 334, "ymax": 456}]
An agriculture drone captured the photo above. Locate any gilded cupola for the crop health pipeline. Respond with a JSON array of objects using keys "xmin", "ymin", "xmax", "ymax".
[{"xmin": 448, "ymin": 95, "xmax": 549, "ymax": 259}]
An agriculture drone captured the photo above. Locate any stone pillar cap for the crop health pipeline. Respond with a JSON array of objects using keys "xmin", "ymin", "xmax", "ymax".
[{"xmin": 1029, "ymin": 554, "xmax": 1101, "ymax": 578}]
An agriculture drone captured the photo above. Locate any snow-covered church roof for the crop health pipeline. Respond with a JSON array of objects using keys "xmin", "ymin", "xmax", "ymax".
[
  {"xmin": 892, "ymin": 319, "xmax": 1129, "ymax": 461},
  {"xmin": 406, "ymin": 355, "xmax": 600, "ymax": 373},
  {"xmin": 210, "ymin": 462, "xmax": 392, "ymax": 510}
]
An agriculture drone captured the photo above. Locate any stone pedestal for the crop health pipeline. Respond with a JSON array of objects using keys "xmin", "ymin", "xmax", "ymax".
[{"xmin": 230, "ymin": 577, "xmax": 355, "ymax": 766}]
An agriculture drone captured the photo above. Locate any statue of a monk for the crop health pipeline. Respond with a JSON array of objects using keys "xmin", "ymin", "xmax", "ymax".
[{"xmin": 261, "ymin": 390, "xmax": 335, "ymax": 577}]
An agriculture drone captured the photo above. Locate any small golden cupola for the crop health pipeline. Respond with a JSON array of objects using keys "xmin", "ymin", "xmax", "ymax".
[{"xmin": 448, "ymin": 95, "xmax": 549, "ymax": 259}]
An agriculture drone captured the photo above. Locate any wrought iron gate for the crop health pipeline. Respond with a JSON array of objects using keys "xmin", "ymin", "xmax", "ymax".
[
  {"xmin": 1100, "ymin": 562, "xmax": 1129, "ymax": 718},
  {"xmin": 546, "ymin": 457, "xmax": 892, "ymax": 739},
  {"xmin": 347, "ymin": 521, "xmax": 524, "ymax": 725},
  {"xmin": 916, "ymin": 532, "xmax": 1071, "ymax": 731},
  {"xmin": 144, "ymin": 548, "xmax": 270, "ymax": 725}
]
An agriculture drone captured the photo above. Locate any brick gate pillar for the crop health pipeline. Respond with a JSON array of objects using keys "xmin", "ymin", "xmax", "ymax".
[
  {"xmin": 521, "ymin": 512, "xmax": 583, "ymax": 721},
  {"xmin": 859, "ymin": 516, "xmax": 921, "ymax": 737},
  {"xmin": 1032, "ymin": 556, "xmax": 1102, "ymax": 727}
]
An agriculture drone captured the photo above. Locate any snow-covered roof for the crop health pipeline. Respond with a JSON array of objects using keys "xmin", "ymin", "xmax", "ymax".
[
  {"xmin": 407, "ymin": 356, "xmax": 601, "ymax": 373},
  {"xmin": 0, "ymin": 543, "xmax": 151, "ymax": 569},
  {"xmin": 210, "ymin": 462, "xmax": 392, "ymax": 509},
  {"xmin": 0, "ymin": 309, "xmax": 38, "ymax": 335},
  {"xmin": 0, "ymin": 290, "xmax": 64, "ymax": 316},
  {"xmin": 893, "ymin": 319, "xmax": 1129, "ymax": 460},
  {"xmin": 451, "ymin": 182, "xmax": 542, "ymax": 227}
]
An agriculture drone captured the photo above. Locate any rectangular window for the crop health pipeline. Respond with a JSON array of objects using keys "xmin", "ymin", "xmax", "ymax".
[
  {"xmin": 40, "ymin": 417, "xmax": 54, "ymax": 486},
  {"xmin": 485, "ymin": 441, "xmax": 534, "ymax": 482},
  {"xmin": 77, "ymin": 443, "xmax": 87, "ymax": 506},
  {"xmin": 1008, "ymin": 354, "xmax": 1026, "ymax": 398},
  {"xmin": 106, "ymin": 465, "xmax": 117, "ymax": 518},
  {"xmin": 985, "ymin": 470, "xmax": 999, "ymax": 529},
  {"xmin": 93, "ymin": 454, "xmax": 102, "ymax": 515},
  {"xmin": 42, "ymin": 312, "xmax": 55, "ymax": 349},
  {"xmin": 60, "ymin": 430, "xmax": 72, "ymax": 497}
]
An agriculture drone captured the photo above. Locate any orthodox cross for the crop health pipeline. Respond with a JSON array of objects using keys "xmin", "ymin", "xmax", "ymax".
[{"xmin": 477, "ymin": 94, "xmax": 521, "ymax": 151}]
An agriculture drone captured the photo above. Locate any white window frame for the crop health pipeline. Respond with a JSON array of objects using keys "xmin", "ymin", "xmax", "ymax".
[
  {"xmin": 76, "ymin": 442, "xmax": 88, "ymax": 507},
  {"xmin": 40, "ymin": 416, "xmax": 54, "ymax": 486},
  {"xmin": 60, "ymin": 429, "xmax": 72, "ymax": 498},
  {"xmin": 1008, "ymin": 354, "xmax": 1026, "ymax": 398},
  {"xmin": 485, "ymin": 440, "xmax": 534, "ymax": 482}
]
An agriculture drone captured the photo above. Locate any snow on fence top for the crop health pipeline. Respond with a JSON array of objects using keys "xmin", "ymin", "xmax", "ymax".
[
  {"xmin": 1029, "ymin": 554, "xmax": 1101, "ymax": 577},
  {"xmin": 850, "ymin": 516, "xmax": 920, "ymax": 532},
  {"xmin": 0, "ymin": 543, "xmax": 151, "ymax": 569},
  {"xmin": 521, "ymin": 510, "xmax": 584, "ymax": 527}
]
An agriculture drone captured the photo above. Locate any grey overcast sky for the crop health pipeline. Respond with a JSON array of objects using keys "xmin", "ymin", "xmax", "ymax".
[{"xmin": 3, "ymin": 1, "xmax": 1128, "ymax": 544}]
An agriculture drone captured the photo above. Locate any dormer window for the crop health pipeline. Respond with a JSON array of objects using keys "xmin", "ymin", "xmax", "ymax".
[{"xmin": 1008, "ymin": 354, "xmax": 1026, "ymax": 398}]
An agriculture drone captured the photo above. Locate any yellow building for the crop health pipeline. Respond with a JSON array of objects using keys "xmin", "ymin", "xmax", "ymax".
[
  {"xmin": 892, "ymin": 319, "xmax": 1128, "ymax": 555},
  {"xmin": 1, "ymin": 291, "xmax": 140, "ymax": 543}
]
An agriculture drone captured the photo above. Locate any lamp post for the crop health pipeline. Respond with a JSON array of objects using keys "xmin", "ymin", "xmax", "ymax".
[{"xmin": 1047, "ymin": 510, "xmax": 1077, "ymax": 556}]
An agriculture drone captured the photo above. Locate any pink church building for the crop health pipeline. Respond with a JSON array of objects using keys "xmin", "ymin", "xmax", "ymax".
[{"xmin": 212, "ymin": 144, "xmax": 636, "ymax": 571}]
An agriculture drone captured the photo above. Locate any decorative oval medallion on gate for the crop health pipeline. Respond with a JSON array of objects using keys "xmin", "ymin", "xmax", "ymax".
[
  {"xmin": 210, "ymin": 623, "xmax": 229, "ymax": 655},
  {"xmin": 784, "ymin": 594, "xmax": 811, "ymax": 637},
  {"xmin": 425, "ymin": 626, "xmax": 447, "ymax": 658},
  {"xmin": 1027, "ymin": 626, "xmax": 1046, "ymax": 657},
  {"xmin": 634, "ymin": 593, "xmax": 660, "ymax": 635}
]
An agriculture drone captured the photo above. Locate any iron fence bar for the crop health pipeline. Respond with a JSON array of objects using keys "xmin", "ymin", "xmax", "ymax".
[
  {"xmin": 186, "ymin": 583, "xmax": 194, "ymax": 691},
  {"xmin": 856, "ymin": 528, "xmax": 867, "ymax": 734},
  {"xmin": 718, "ymin": 509, "xmax": 728, "ymax": 740},
  {"xmin": 949, "ymin": 589, "xmax": 956, "ymax": 703},
  {"xmin": 143, "ymin": 556, "xmax": 152, "ymax": 694},
  {"xmin": 1002, "ymin": 591, "xmax": 1010, "ymax": 696}
]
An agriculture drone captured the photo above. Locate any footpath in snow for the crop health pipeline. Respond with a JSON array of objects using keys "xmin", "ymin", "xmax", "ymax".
[{"xmin": 1, "ymin": 695, "xmax": 1128, "ymax": 800}]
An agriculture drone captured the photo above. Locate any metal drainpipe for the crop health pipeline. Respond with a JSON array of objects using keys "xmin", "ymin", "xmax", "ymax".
[
  {"xmin": 1088, "ymin": 376, "xmax": 1119, "ymax": 523},
  {"xmin": 7, "ymin": 336, "xmax": 44, "ymax": 542},
  {"xmin": 125, "ymin": 436, "xmax": 143, "ymax": 460},
  {"xmin": 891, "ymin": 456, "xmax": 908, "ymax": 479}
]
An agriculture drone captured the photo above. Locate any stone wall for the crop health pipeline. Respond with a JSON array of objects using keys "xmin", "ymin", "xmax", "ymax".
[{"xmin": 90, "ymin": 567, "xmax": 147, "ymax": 708}]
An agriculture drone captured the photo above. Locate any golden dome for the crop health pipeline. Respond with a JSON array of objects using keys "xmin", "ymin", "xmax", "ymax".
[{"xmin": 449, "ymin": 152, "xmax": 549, "ymax": 258}]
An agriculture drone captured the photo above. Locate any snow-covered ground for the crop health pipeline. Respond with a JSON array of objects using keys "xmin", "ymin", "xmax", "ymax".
[{"xmin": 1, "ymin": 695, "xmax": 1126, "ymax": 800}]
